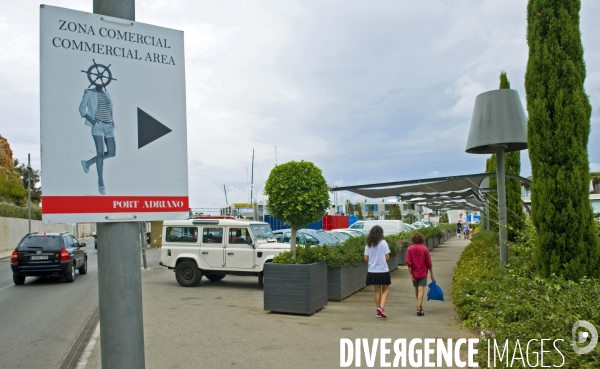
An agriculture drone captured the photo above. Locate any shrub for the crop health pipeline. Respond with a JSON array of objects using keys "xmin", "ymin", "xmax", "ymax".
[
  {"xmin": 273, "ymin": 228, "xmax": 451, "ymax": 266},
  {"xmin": 0, "ymin": 203, "xmax": 42, "ymax": 220},
  {"xmin": 452, "ymin": 225, "xmax": 600, "ymax": 367}
]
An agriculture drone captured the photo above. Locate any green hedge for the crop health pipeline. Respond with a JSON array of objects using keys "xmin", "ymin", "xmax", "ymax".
[
  {"xmin": 273, "ymin": 227, "xmax": 451, "ymax": 266},
  {"xmin": 0, "ymin": 203, "xmax": 42, "ymax": 220},
  {"xmin": 452, "ymin": 225, "xmax": 600, "ymax": 368}
]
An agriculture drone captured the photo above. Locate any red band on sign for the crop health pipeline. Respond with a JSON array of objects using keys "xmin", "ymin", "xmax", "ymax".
[{"xmin": 42, "ymin": 196, "xmax": 189, "ymax": 214}]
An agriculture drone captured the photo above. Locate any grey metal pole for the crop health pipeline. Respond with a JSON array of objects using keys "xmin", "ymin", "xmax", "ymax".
[
  {"xmin": 27, "ymin": 153, "xmax": 31, "ymax": 233},
  {"xmin": 140, "ymin": 221, "xmax": 147, "ymax": 270},
  {"xmin": 97, "ymin": 222, "xmax": 145, "ymax": 369},
  {"xmin": 485, "ymin": 198, "xmax": 490, "ymax": 231},
  {"xmin": 94, "ymin": 0, "xmax": 134, "ymax": 20},
  {"xmin": 496, "ymin": 149, "xmax": 508, "ymax": 265},
  {"xmin": 94, "ymin": 1, "xmax": 145, "ymax": 368}
]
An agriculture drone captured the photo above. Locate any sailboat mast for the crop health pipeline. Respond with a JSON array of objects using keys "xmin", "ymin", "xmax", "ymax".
[{"xmin": 250, "ymin": 149, "xmax": 255, "ymax": 203}]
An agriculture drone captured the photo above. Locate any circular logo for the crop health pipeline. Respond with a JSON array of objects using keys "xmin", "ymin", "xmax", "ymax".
[{"xmin": 572, "ymin": 320, "xmax": 598, "ymax": 354}]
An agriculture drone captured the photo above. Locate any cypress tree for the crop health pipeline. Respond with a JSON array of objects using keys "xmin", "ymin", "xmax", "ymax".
[
  {"xmin": 484, "ymin": 72, "xmax": 525, "ymax": 240},
  {"xmin": 347, "ymin": 201, "xmax": 355, "ymax": 216},
  {"xmin": 525, "ymin": 0, "xmax": 599, "ymax": 279},
  {"xmin": 388, "ymin": 204, "xmax": 402, "ymax": 220},
  {"xmin": 355, "ymin": 203, "xmax": 364, "ymax": 220}
]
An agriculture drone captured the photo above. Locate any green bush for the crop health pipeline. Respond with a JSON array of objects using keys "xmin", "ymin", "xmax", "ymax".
[
  {"xmin": 273, "ymin": 227, "xmax": 451, "ymax": 266},
  {"xmin": 452, "ymin": 225, "xmax": 600, "ymax": 368},
  {"xmin": 0, "ymin": 203, "xmax": 42, "ymax": 220},
  {"xmin": 271, "ymin": 244, "xmax": 328, "ymax": 264}
]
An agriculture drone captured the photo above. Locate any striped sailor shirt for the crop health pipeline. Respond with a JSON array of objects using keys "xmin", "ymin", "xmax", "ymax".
[{"xmin": 94, "ymin": 92, "xmax": 113, "ymax": 123}]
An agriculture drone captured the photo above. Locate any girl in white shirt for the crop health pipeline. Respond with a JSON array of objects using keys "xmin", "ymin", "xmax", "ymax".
[{"xmin": 364, "ymin": 225, "xmax": 391, "ymax": 318}]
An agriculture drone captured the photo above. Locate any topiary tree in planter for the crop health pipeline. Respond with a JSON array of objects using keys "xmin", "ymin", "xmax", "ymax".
[{"xmin": 264, "ymin": 160, "xmax": 330, "ymax": 257}]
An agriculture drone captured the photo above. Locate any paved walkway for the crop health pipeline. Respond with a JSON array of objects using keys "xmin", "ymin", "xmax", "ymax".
[{"xmin": 85, "ymin": 236, "xmax": 476, "ymax": 369}]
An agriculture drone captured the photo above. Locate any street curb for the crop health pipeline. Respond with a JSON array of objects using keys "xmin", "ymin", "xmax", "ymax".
[{"xmin": 57, "ymin": 305, "xmax": 99, "ymax": 369}]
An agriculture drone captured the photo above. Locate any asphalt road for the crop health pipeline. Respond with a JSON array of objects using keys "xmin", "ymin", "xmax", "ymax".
[{"xmin": 0, "ymin": 237, "xmax": 98, "ymax": 369}]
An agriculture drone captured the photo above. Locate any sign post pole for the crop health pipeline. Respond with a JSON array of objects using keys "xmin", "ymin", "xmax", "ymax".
[
  {"xmin": 40, "ymin": 2, "xmax": 188, "ymax": 366},
  {"xmin": 93, "ymin": 2, "xmax": 145, "ymax": 368}
]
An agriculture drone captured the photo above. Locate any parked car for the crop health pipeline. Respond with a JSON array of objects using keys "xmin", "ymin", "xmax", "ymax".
[
  {"xmin": 347, "ymin": 220, "xmax": 404, "ymax": 235},
  {"xmin": 336, "ymin": 228, "xmax": 369, "ymax": 236},
  {"xmin": 11, "ymin": 232, "xmax": 88, "ymax": 285},
  {"xmin": 159, "ymin": 219, "xmax": 289, "ymax": 287},
  {"xmin": 411, "ymin": 222, "xmax": 429, "ymax": 229},
  {"xmin": 272, "ymin": 229, "xmax": 342, "ymax": 246},
  {"xmin": 328, "ymin": 230, "xmax": 352, "ymax": 242},
  {"xmin": 404, "ymin": 224, "xmax": 417, "ymax": 231}
]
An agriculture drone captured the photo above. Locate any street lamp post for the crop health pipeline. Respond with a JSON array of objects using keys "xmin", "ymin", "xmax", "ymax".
[
  {"xmin": 466, "ymin": 89, "xmax": 527, "ymax": 265},
  {"xmin": 27, "ymin": 153, "xmax": 31, "ymax": 233}
]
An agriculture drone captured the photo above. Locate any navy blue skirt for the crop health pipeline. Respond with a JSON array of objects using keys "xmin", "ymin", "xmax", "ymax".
[{"xmin": 366, "ymin": 272, "xmax": 391, "ymax": 286}]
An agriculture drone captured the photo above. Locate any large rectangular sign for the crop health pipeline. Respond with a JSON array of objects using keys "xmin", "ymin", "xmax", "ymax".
[{"xmin": 40, "ymin": 5, "xmax": 189, "ymax": 223}]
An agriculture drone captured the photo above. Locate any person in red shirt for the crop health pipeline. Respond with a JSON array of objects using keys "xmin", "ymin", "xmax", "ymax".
[{"xmin": 406, "ymin": 232, "xmax": 434, "ymax": 316}]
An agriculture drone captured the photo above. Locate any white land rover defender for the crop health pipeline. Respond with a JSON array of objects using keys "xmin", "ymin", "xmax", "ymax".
[{"xmin": 159, "ymin": 219, "xmax": 290, "ymax": 287}]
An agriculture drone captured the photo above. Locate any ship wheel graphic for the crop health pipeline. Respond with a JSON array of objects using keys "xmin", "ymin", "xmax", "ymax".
[{"xmin": 81, "ymin": 59, "xmax": 117, "ymax": 89}]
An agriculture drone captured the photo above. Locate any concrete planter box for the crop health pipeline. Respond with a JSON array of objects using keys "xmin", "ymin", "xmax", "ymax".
[
  {"xmin": 426, "ymin": 238, "xmax": 433, "ymax": 251},
  {"xmin": 433, "ymin": 237, "xmax": 440, "ymax": 248},
  {"xmin": 387, "ymin": 252, "xmax": 399, "ymax": 272},
  {"xmin": 327, "ymin": 262, "xmax": 368, "ymax": 302},
  {"xmin": 398, "ymin": 247, "xmax": 407, "ymax": 265},
  {"xmin": 264, "ymin": 261, "xmax": 328, "ymax": 315}
]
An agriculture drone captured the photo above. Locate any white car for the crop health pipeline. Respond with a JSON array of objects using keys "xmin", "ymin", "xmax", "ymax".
[
  {"xmin": 411, "ymin": 222, "xmax": 430, "ymax": 229},
  {"xmin": 159, "ymin": 219, "xmax": 290, "ymax": 287},
  {"xmin": 404, "ymin": 224, "xmax": 417, "ymax": 231},
  {"xmin": 336, "ymin": 228, "xmax": 369, "ymax": 236},
  {"xmin": 348, "ymin": 220, "xmax": 404, "ymax": 235}
]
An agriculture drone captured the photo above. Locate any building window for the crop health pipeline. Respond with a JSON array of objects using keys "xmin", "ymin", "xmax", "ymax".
[
  {"xmin": 403, "ymin": 204, "xmax": 408, "ymax": 211},
  {"xmin": 384, "ymin": 204, "xmax": 390, "ymax": 211}
]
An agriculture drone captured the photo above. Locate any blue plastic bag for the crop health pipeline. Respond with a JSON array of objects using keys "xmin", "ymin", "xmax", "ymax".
[{"xmin": 427, "ymin": 279, "xmax": 444, "ymax": 301}]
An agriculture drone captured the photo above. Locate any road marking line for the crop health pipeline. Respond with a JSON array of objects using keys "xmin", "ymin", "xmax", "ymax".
[
  {"xmin": 76, "ymin": 323, "xmax": 100, "ymax": 369},
  {"xmin": 0, "ymin": 285, "xmax": 12, "ymax": 291}
]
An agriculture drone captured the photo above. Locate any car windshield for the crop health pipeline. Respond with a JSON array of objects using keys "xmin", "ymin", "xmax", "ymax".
[
  {"xmin": 249, "ymin": 224, "xmax": 275, "ymax": 240},
  {"xmin": 317, "ymin": 231, "xmax": 340, "ymax": 245},
  {"xmin": 19, "ymin": 235, "xmax": 61, "ymax": 251},
  {"xmin": 332, "ymin": 232, "xmax": 350, "ymax": 241}
]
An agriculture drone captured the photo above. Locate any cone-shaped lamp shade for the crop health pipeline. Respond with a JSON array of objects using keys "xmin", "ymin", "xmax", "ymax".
[{"xmin": 465, "ymin": 89, "xmax": 527, "ymax": 154}]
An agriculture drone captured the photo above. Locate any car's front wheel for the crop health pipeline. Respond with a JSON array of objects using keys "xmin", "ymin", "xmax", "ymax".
[
  {"xmin": 204, "ymin": 273, "xmax": 225, "ymax": 282},
  {"xmin": 175, "ymin": 260, "xmax": 202, "ymax": 287},
  {"xmin": 13, "ymin": 274, "xmax": 25, "ymax": 285},
  {"xmin": 79, "ymin": 259, "xmax": 88, "ymax": 275},
  {"xmin": 65, "ymin": 264, "xmax": 75, "ymax": 283}
]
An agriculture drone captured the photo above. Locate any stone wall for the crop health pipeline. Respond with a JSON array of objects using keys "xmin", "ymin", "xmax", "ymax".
[{"xmin": 0, "ymin": 217, "xmax": 73, "ymax": 252}]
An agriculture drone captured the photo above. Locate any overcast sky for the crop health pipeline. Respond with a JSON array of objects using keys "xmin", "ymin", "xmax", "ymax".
[{"xmin": 1, "ymin": 0, "xmax": 599, "ymax": 209}]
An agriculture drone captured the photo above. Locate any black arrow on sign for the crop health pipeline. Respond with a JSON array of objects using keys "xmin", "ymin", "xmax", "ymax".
[{"xmin": 137, "ymin": 108, "xmax": 172, "ymax": 149}]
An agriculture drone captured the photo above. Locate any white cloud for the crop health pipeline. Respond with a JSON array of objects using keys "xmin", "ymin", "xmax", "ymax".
[
  {"xmin": 2, "ymin": 0, "xmax": 600, "ymax": 208},
  {"xmin": 439, "ymin": 74, "xmax": 486, "ymax": 119}
]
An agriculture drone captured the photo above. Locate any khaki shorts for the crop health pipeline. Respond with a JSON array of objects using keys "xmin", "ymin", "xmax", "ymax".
[
  {"xmin": 413, "ymin": 278, "xmax": 427, "ymax": 288},
  {"xmin": 92, "ymin": 122, "xmax": 115, "ymax": 137}
]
